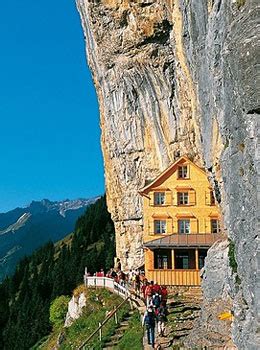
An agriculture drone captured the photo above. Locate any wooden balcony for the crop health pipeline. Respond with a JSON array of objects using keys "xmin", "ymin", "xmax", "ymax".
[
  {"xmin": 144, "ymin": 233, "xmax": 222, "ymax": 248},
  {"xmin": 146, "ymin": 269, "xmax": 201, "ymax": 286}
]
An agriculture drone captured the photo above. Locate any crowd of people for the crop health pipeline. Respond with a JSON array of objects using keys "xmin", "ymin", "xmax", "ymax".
[
  {"xmin": 142, "ymin": 281, "xmax": 168, "ymax": 349},
  {"xmin": 92, "ymin": 267, "xmax": 168, "ymax": 349}
]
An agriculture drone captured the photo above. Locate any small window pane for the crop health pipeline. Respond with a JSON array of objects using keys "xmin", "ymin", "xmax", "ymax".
[
  {"xmin": 154, "ymin": 220, "xmax": 166, "ymax": 234},
  {"xmin": 178, "ymin": 220, "xmax": 190, "ymax": 234},
  {"xmin": 154, "ymin": 192, "xmax": 165, "ymax": 205},
  {"xmin": 178, "ymin": 166, "xmax": 188, "ymax": 178},
  {"xmin": 211, "ymin": 219, "xmax": 220, "ymax": 233},
  {"xmin": 178, "ymin": 192, "xmax": 189, "ymax": 205}
]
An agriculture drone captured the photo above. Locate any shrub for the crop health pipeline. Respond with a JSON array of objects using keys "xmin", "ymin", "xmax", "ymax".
[
  {"xmin": 236, "ymin": 0, "xmax": 246, "ymax": 9},
  {"xmin": 49, "ymin": 295, "xmax": 70, "ymax": 329},
  {"xmin": 228, "ymin": 239, "xmax": 238, "ymax": 274}
]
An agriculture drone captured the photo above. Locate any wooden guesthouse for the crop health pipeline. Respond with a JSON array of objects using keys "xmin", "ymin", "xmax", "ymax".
[{"xmin": 139, "ymin": 156, "xmax": 222, "ymax": 286}]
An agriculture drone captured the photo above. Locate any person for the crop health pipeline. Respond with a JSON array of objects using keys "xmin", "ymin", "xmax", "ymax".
[
  {"xmin": 143, "ymin": 306, "xmax": 156, "ymax": 348},
  {"xmin": 141, "ymin": 279, "xmax": 148, "ymax": 300},
  {"xmin": 145, "ymin": 282, "xmax": 153, "ymax": 307},
  {"xmin": 152, "ymin": 292, "xmax": 161, "ymax": 311},
  {"xmin": 135, "ymin": 272, "xmax": 140, "ymax": 295},
  {"xmin": 157, "ymin": 302, "xmax": 168, "ymax": 337},
  {"xmin": 153, "ymin": 282, "xmax": 161, "ymax": 294},
  {"xmin": 160, "ymin": 286, "xmax": 168, "ymax": 305}
]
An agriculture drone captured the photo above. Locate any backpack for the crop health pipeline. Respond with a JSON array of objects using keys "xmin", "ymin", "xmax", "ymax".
[{"xmin": 153, "ymin": 294, "xmax": 161, "ymax": 308}]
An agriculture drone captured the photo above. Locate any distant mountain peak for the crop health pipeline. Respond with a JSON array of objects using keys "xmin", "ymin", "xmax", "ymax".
[{"xmin": 0, "ymin": 195, "xmax": 100, "ymax": 280}]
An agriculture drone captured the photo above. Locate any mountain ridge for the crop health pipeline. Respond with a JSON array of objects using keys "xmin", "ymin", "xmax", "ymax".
[{"xmin": 0, "ymin": 196, "xmax": 100, "ymax": 280}]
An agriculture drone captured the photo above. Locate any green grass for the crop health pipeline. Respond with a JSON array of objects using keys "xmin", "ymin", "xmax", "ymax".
[
  {"xmin": 114, "ymin": 310, "xmax": 143, "ymax": 350},
  {"xmin": 36, "ymin": 288, "xmax": 130, "ymax": 350},
  {"xmin": 236, "ymin": 0, "xmax": 246, "ymax": 9}
]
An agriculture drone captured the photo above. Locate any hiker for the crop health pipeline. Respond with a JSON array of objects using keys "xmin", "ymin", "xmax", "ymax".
[
  {"xmin": 153, "ymin": 281, "xmax": 161, "ymax": 295},
  {"xmin": 145, "ymin": 282, "xmax": 153, "ymax": 307},
  {"xmin": 152, "ymin": 292, "xmax": 161, "ymax": 311},
  {"xmin": 141, "ymin": 279, "xmax": 148, "ymax": 300},
  {"xmin": 135, "ymin": 272, "xmax": 141, "ymax": 295},
  {"xmin": 157, "ymin": 302, "xmax": 168, "ymax": 337},
  {"xmin": 160, "ymin": 286, "xmax": 168, "ymax": 305},
  {"xmin": 143, "ymin": 306, "xmax": 156, "ymax": 348}
]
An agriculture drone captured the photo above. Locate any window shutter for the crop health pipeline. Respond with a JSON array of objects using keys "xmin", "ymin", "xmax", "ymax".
[
  {"xmin": 205, "ymin": 191, "xmax": 211, "ymax": 205},
  {"xmin": 189, "ymin": 190, "xmax": 196, "ymax": 205},
  {"xmin": 173, "ymin": 217, "xmax": 178, "ymax": 233},
  {"xmin": 205, "ymin": 218, "xmax": 211, "ymax": 233},
  {"xmin": 166, "ymin": 218, "xmax": 172, "ymax": 234},
  {"xmin": 149, "ymin": 220, "xmax": 154, "ymax": 235},
  {"xmin": 187, "ymin": 164, "xmax": 190, "ymax": 178},
  {"xmin": 190, "ymin": 218, "xmax": 198, "ymax": 234},
  {"xmin": 172, "ymin": 190, "xmax": 178, "ymax": 206},
  {"xmin": 165, "ymin": 191, "xmax": 172, "ymax": 205},
  {"xmin": 150, "ymin": 192, "xmax": 155, "ymax": 206}
]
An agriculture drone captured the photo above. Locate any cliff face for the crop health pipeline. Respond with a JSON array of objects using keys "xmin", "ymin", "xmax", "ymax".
[{"xmin": 77, "ymin": 0, "xmax": 259, "ymax": 348}]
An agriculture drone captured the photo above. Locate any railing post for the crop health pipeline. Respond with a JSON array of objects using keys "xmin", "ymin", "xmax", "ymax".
[
  {"xmin": 99, "ymin": 322, "xmax": 102, "ymax": 341},
  {"xmin": 129, "ymin": 298, "xmax": 134, "ymax": 310},
  {"xmin": 195, "ymin": 248, "xmax": 199, "ymax": 270},
  {"xmin": 114, "ymin": 307, "xmax": 118, "ymax": 324}
]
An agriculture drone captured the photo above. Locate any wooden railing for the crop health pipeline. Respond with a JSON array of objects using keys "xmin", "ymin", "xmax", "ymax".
[
  {"xmin": 77, "ymin": 295, "xmax": 130, "ymax": 350},
  {"xmin": 146, "ymin": 269, "xmax": 201, "ymax": 286},
  {"xmin": 84, "ymin": 276, "xmax": 131, "ymax": 299}
]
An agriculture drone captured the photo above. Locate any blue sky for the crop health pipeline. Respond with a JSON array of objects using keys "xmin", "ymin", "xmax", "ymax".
[{"xmin": 0, "ymin": 0, "xmax": 104, "ymax": 212}]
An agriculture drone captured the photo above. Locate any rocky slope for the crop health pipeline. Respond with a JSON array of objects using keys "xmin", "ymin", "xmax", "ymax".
[
  {"xmin": 0, "ymin": 197, "xmax": 98, "ymax": 280},
  {"xmin": 77, "ymin": 0, "xmax": 259, "ymax": 348}
]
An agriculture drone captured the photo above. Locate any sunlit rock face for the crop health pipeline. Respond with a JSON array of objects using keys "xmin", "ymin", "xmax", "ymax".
[{"xmin": 77, "ymin": 0, "xmax": 258, "ymax": 348}]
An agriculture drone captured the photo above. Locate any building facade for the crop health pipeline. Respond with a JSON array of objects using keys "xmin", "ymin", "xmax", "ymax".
[{"xmin": 139, "ymin": 156, "xmax": 222, "ymax": 286}]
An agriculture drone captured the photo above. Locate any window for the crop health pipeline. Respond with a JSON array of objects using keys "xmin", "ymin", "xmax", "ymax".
[
  {"xmin": 198, "ymin": 249, "xmax": 207, "ymax": 269},
  {"xmin": 178, "ymin": 220, "xmax": 190, "ymax": 234},
  {"xmin": 154, "ymin": 249, "xmax": 172, "ymax": 269},
  {"xmin": 154, "ymin": 192, "xmax": 165, "ymax": 205},
  {"xmin": 211, "ymin": 219, "xmax": 220, "ymax": 233},
  {"xmin": 178, "ymin": 165, "xmax": 188, "ymax": 178},
  {"xmin": 210, "ymin": 191, "xmax": 215, "ymax": 205},
  {"xmin": 175, "ymin": 250, "xmax": 195, "ymax": 269},
  {"xmin": 178, "ymin": 192, "xmax": 189, "ymax": 205},
  {"xmin": 154, "ymin": 220, "xmax": 166, "ymax": 234}
]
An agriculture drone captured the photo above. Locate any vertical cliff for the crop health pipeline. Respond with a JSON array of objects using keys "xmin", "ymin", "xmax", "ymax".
[{"xmin": 77, "ymin": 0, "xmax": 259, "ymax": 348}]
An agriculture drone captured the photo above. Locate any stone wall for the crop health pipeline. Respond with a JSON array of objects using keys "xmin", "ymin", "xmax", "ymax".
[{"xmin": 76, "ymin": 0, "xmax": 259, "ymax": 348}]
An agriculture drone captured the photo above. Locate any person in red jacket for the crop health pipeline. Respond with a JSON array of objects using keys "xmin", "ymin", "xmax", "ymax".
[
  {"xmin": 153, "ymin": 282, "xmax": 161, "ymax": 294},
  {"xmin": 160, "ymin": 286, "xmax": 168, "ymax": 306},
  {"xmin": 145, "ymin": 282, "xmax": 154, "ymax": 307},
  {"xmin": 141, "ymin": 279, "xmax": 148, "ymax": 300}
]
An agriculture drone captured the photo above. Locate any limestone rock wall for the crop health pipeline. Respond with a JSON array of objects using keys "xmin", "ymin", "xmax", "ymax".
[{"xmin": 77, "ymin": 0, "xmax": 259, "ymax": 348}]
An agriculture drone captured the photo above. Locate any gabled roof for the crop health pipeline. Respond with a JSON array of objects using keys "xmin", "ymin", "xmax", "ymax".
[{"xmin": 139, "ymin": 156, "xmax": 206, "ymax": 195}]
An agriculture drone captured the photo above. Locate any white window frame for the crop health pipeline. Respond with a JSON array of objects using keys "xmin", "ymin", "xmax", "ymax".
[
  {"xmin": 178, "ymin": 219, "xmax": 190, "ymax": 234},
  {"xmin": 178, "ymin": 192, "xmax": 189, "ymax": 205},
  {"xmin": 178, "ymin": 165, "xmax": 188, "ymax": 179},
  {"xmin": 154, "ymin": 192, "xmax": 165, "ymax": 206},
  {"xmin": 211, "ymin": 219, "xmax": 220, "ymax": 234},
  {"xmin": 154, "ymin": 220, "xmax": 166, "ymax": 234}
]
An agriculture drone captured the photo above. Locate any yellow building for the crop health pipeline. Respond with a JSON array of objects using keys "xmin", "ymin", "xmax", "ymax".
[{"xmin": 139, "ymin": 156, "xmax": 222, "ymax": 286}]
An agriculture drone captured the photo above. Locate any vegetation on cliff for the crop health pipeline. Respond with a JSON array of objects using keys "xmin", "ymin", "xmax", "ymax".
[
  {"xmin": 0, "ymin": 196, "xmax": 115, "ymax": 350},
  {"xmin": 35, "ymin": 288, "xmax": 133, "ymax": 350}
]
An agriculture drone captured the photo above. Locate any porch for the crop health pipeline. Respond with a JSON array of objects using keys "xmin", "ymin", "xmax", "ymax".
[
  {"xmin": 144, "ymin": 247, "xmax": 208, "ymax": 286},
  {"xmin": 146, "ymin": 269, "xmax": 201, "ymax": 286}
]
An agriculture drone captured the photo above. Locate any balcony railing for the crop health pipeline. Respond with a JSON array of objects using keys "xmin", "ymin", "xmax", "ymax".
[
  {"xmin": 146, "ymin": 269, "xmax": 201, "ymax": 286},
  {"xmin": 144, "ymin": 233, "xmax": 222, "ymax": 248}
]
